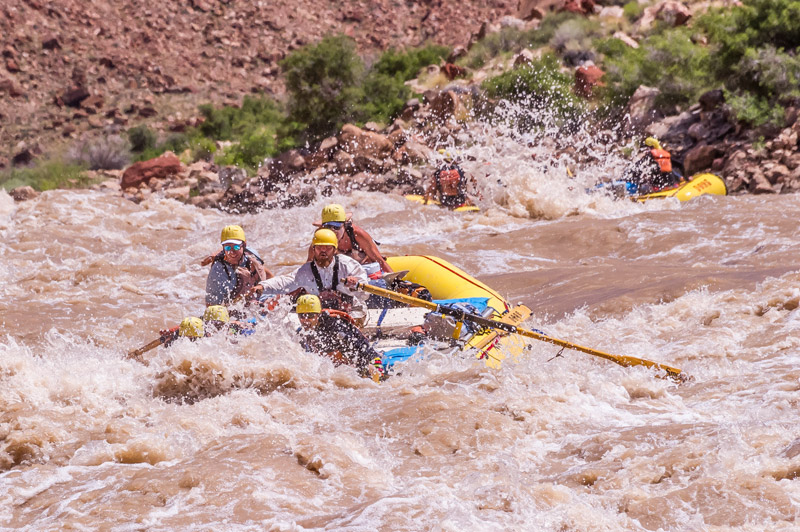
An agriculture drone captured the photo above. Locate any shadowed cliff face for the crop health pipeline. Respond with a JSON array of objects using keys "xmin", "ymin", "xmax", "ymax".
[{"xmin": 0, "ymin": 0, "xmax": 514, "ymax": 159}]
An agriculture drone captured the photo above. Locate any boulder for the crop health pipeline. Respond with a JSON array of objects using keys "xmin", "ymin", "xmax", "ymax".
[
  {"xmin": 749, "ymin": 170, "xmax": 774, "ymax": 194},
  {"xmin": 626, "ymin": 85, "xmax": 661, "ymax": 130},
  {"xmin": 518, "ymin": 0, "xmax": 563, "ymax": 20},
  {"xmin": 429, "ymin": 90, "xmax": 468, "ymax": 122},
  {"xmin": 574, "ymin": 65, "xmax": 605, "ymax": 98},
  {"xmin": 339, "ymin": 124, "xmax": 393, "ymax": 159},
  {"xmin": 0, "ymin": 78, "xmax": 23, "ymax": 97},
  {"xmin": 9, "ymin": 186, "xmax": 39, "ymax": 201},
  {"xmin": 60, "ymin": 85, "xmax": 90, "ymax": 107},
  {"xmin": 612, "ymin": 31, "xmax": 639, "ymax": 49},
  {"xmin": 120, "ymin": 153, "xmax": 183, "ymax": 189},
  {"xmin": 683, "ymin": 144, "xmax": 723, "ymax": 176},
  {"xmin": 42, "ymin": 35, "xmax": 61, "ymax": 50},
  {"xmin": 164, "ymin": 186, "xmax": 191, "ymax": 200},
  {"xmin": 639, "ymin": 1, "xmax": 692, "ymax": 31},
  {"xmin": 562, "ymin": 0, "xmax": 595, "ymax": 15},
  {"xmin": 441, "ymin": 63, "xmax": 467, "ymax": 80},
  {"xmin": 698, "ymin": 89, "xmax": 724, "ymax": 112}
]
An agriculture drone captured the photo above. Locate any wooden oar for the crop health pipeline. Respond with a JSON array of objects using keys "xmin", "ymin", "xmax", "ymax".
[
  {"xmin": 356, "ymin": 282, "xmax": 687, "ymax": 382},
  {"xmin": 126, "ymin": 327, "xmax": 179, "ymax": 364}
]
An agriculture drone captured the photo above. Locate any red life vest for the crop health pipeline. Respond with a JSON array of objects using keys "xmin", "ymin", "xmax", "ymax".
[
  {"xmin": 650, "ymin": 148, "xmax": 672, "ymax": 173},
  {"xmin": 437, "ymin": 168, "xmax": 462, "ymax": 187}
]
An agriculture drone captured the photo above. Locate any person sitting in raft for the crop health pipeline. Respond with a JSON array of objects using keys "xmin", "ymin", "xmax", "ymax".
[
  {"xmin": 202, "ymin": 305, "xmax": 255, "ymax": 336},
  {"xmin": 260, "ymin": 228, "xmax": 369, "ymax": 320},
  {"xmin": 205, "ymin": 225, "xmax": 273, "ymax": 306},
  {"xmin": 160, "ymin": 308, "xmax": 252, "ymax": 348},
  {"xmin": 295, "ymin": 294, "xmax": 384, "ymax": 380},
  {"xmin": 309, "ymin": 203, "xmax": 393, "ymax": 277},
  {"xmin": 423, "ymin": 149, "xmax": 475, "ymax": 209},
  {"xmin": 623, "ymin": 137, "xmax": 682, "ymax": 194}
]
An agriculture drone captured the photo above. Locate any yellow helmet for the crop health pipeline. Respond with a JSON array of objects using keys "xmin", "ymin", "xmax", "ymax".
[
  {"xmin": 312, "ymin": 228, "xmax": 338, "ymax": 247},
  {"xmin": 438, "ymin": 148, "xmax": 454, "ymax": 162},
  {"xmin": 203, "ymin": 305, "xmax": 229, "ymax": 323},
  {"xmin": 644, "ymin": 137, "xmax": 662, "ymax": 150},
  {"xmin": 296, "ymin": 294, "xmax": 322, "ymax": 314},
  {"xmin": 321, "ymin": 204, "xmax": 347, "ymax": 224},
  {"xmin": 178, "ymin": 317, "xmax": 205, "ymax": 338},
  {"xmin": 220, "ymin": 225, "xmax": 246, "ymax": 244}
]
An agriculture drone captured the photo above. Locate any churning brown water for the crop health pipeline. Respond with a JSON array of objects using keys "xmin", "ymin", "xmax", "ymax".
[{"xmin": 2, "ymin": 136, "xmax": 800, "ymax": 531}]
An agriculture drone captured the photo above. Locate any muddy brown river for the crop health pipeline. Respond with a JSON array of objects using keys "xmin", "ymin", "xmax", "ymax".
[{"xmin": 2, "ymin": 133, "xmax": 800, "ymax": 530}]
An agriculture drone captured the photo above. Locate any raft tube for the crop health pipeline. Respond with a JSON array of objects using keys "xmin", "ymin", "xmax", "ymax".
[
  {"xmin": 634, "ymin": 172, "xmax": 727, "ymax": 202},
  {"xmin": 385, "ymin": 255, "xmax": 529, "ymax": 368}
]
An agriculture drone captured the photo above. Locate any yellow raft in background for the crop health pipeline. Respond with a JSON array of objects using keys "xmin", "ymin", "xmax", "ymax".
[
  {"xmin": 386, "ymin": 255, "xmax": 530, "ymax": 368},
  {"xmin": 403, "ymin": 194, "xmax": 480, "ymax": 212},
  {"xmin": 635, "ymin": 172, "xmax": 727, "ymax": 202}
]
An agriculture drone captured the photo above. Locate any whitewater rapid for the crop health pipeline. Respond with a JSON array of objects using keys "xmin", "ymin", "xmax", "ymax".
[{"xmin": 2, "ymin": 141, "xmax": 800, "ymax": 530}]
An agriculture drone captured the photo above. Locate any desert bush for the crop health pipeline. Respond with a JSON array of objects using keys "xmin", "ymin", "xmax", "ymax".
[
  {"xmin": 0, "ymin": 159, "xmax": 93, "ymax": 191},
  {"xmin": 190, "ymin": 137, "xmax": 217, "ymax": 162},
  {"xmin": 725, "ymin": 90, "xmax": 786, "ymax": 128},
  {"xmin": 597, "ymin": 26, "xmax": 713, "ymax": 111},
  {"xmin": 550, "ymin": 16, "xmax": 602, "ymax": 65},
  {"xmin": 481, "ymin": 54, "xmax": 585, "ymax": 127},
  {"xmin": 371, "ymin": 44, "xmax": 450, "ymax": 80},
  {"xmin": 697, "ymin": 0, "xmax": 800, "ymax": 74},
  {"xmin": 69, "ymin": 135, "xmax": 131, "ymax": 170},
  {"xmin": 281, "ymin": 35, "xmax": 364, "ymax": 140},
  {"xmin": 127, "ymin": 125, "xmax": 157, "ymax": 153},
  {"xmin": 354, "ymin": 72, "xmax": 410, "ymax": 126},
  {"xmin": 198, "ymin": 96, "xmax": 286, "ymax": 141},
  {"xmin": 460, "ymin": 26, "xmax": 534, "ymax": 69},
  {"xmin": 216, "ymin": 129, "xmax": 278, "ymax": 171},
  {"xmin": 622, "ymin": 1, "xmax": 643, "ymax": 21}
]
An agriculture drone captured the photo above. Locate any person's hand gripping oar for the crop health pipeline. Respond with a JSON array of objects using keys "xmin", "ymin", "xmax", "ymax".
[{"xmin": 355, "ymin": 282, "xmax": 688, "ymax": 382}]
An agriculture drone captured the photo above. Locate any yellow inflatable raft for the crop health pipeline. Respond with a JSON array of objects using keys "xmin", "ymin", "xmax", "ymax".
[
  {"xmin": 404, "ymin": 194, "xmax": 480, "ymax": 212},
  {"xmin": 635, "ymin": 172, "xmax": 727, "ymax": 202},
  {"xmin": 386, "ymin": 255, "xmax": 530, "ymax": 368}
]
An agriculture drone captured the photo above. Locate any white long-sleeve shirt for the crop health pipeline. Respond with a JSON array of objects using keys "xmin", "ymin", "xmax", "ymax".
[{"xmin": 260, "ymin": 254, "xmax": 369, "ymax": 310}]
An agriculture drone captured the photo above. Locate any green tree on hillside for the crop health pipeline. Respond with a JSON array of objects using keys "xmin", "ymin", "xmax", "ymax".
[{"xmin": 281, "ymin": 35, "xmax": 365, "ymax": 140}]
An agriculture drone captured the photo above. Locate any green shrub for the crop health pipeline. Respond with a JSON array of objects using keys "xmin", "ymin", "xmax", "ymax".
[
  {"xmin": 460, "ymin": 26, "xmax": 534, "ymax": 69},
  {"xmin": 216, "ymin": 130, "xmax": 277, "ymax": 171},
  {"xmin": 481, "ymin": 54, "xmax": 585, "ymax": 126},
  {"xmin": 597, "ymin": 27, "xmax": 713, "ymax": 111},
  {"xmin": 281, "ymin": 35, "xmax": 364, "ymax": 140},
  {"xmin": 127, "ymin": 125, "xmax": 157, "ymax": 152},
  {"xmin": 371, "ymin": 44, "xmax": 450, "ymax": 80},
  {"xmin": 198, "ymin": 96, "xmax": 285, "ymax": 141},
  {"xmin": 191, "ymin": 137, "xmax": 217, "ymax": 162},
  {"xmin": 550, "ymin": 16, "xmax": 603, "ymax": 65},
  {"xmin": 0, "ymin": 160, "xmax": 94, "ymax": 191},
  {"xmin": 725, "ymin": 90, "xmax": 786, "ymax": 127},
  {"xmin": 354, "ymin": 72, "xmax": 410, "ymax": 125},
  {"xmin": 697, "ymin": 0, "xmax": 800, "ymax": 74},
  {"xmin": 622, "ymin": 1, "xmax": 643, "ymax": 21}
]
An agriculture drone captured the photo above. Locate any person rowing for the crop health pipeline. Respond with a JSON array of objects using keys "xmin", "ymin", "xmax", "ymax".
[
  {"xmin": 158, "ymin": 306, "xmax": 254, "ymax": 348},
  {"xmin": 295, "ymin": 294, "xmax": 384, "ymax": 380},
  {"xmin": 310, "ymin": 203, "xmax": 393, "ymax": 276},
  {"xmin": 622, "ymin": 137, "xmax": 683, "ymax": 195},
  {"xmin": 205, "ymin": 225, "xmax": 273, "ymax": 306},
  {"xmin": 260, "ymin": 228, "xmax": 369, "ymax": 321},
  {"xmin": 424, "ymin": 149, "xmax": 476, "ymax": 209}
]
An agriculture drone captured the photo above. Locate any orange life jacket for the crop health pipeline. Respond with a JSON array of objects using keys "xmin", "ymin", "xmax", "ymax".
[
  {"xmin": 650, "ymin": 148, "xmax": 672, "ymax": 173},
  {"xmin": 437, "ymin": 168, "xmax": 462, "ymax": 187}
]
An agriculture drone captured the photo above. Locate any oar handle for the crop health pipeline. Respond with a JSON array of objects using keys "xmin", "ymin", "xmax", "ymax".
[{"xmin": 356, "ymin": 282, "xmax": 687, "ymax": 382}]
